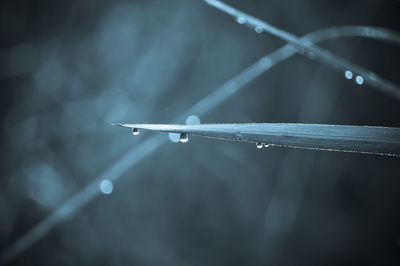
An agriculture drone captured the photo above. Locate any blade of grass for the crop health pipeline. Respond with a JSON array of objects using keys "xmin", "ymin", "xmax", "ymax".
[
  {"xmin": 115, "ymin": 123, "xmax": 400, "ymax": 157},
  {"xmin": 203, "ymin": 0, "xmax": 400, "ymax": 100}
]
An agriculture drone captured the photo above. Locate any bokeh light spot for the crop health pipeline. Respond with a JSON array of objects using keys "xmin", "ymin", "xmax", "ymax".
[
  {"xmin": 185, "ymin": 115, "xmax": 201, "ymax": 125},
  {"xmin": 168, "ymin": 133, "xmax": 180, "ymax": 143},
  {"xmin": 344, "ymin": 70, "xmax": 353, "ymax": 80},
  {"xmin": 100, "ymin": 180, "xmax": 113, "ymax": 195},
  {"xmin": 355, "ymin": 75, "xmax": 364, "ymax": 85}
]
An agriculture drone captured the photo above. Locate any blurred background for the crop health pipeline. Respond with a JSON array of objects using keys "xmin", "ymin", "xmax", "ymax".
[{"xmin": 1, "ymin": 0, "xmax": 400, "ymax": 265}]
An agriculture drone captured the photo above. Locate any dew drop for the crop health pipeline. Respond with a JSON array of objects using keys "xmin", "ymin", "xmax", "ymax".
[
  {"xmin": 180, "ymin": 133, "xmax": 188, "ymax": 143},
  {"xmin": 264, "ymin": 144, "xmax": 270, "ymax": 148},
  {"xmin": 236, "ymin": 17, "xmax": 246, "ymax": 24},
  {"xmin": 186, "ymin": 115, "xmax": 201, "ymax": 125},
  {"xmin": 344, "ymin": 70, "xmax": 353, "ymax": 80},
  {"xmin": 168, "ymin": 133, "xmax": 180, "ymax": 143},
  {"xmin": 132, "ymin": 128, "xmax": 139, "ymax": 135},
  {"xmin": 100, "ymin": 180, "xmax": 113, "ymax": 195},
  {"xmin": 256, "ymin": 142, "xmax": 263, "ymax": 149},
  {"xmin": 355, "ymin": 75, "xmax": 364, "ymax": 85},
  {"xmin": 255, "ymin": 26, "xmax": 263, "ymax": 34}
]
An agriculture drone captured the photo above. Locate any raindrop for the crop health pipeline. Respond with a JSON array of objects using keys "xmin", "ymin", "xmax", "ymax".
[
  {"xmin": 132, "ymin": 128, "xmax": 139, "ymax": 135},
  {"xmin": 264, "ymin": 144, "xmax": 270, "ymax": 148},
  {"xmin": 168, "ymin": 133, "xmax": 180, "ymax": 143},
  {"xmin": 344, "ymin": 70, "xmax": 353, "ymax": 80},
  {"xmin": 255, "ymin": 26, "xmax": 263, "ymax": 34},
  {"xmin": 236, "ymin": 17, "xmax": 246, "ymax": 24},
  {"xmin": 256, "ymin": 142, "xmax": 263, "ymax": 149},
  {"xmin": 180, "ymin": 133, "xmax": 188, "ymax": 143},
  {"xmin": 355, "ymin": 75, "xmax": 364, "ymax": 85},
  {"xmin": 100, "ymin": 180, "xmax": 113, "ymax": 195},
  {"xmin": 186, "ymin": 115, "xmax": 201, "ymax": 125}
]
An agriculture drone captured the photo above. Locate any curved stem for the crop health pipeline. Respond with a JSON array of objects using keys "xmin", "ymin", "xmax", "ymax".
[{"xmin": 204, "ymin": 0, "xmax": 400, "ymax": 99}]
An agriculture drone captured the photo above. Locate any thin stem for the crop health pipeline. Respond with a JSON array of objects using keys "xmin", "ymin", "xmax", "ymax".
[{"xmin": 204, "ymin": 0, "xmax": 400, "ymax": 100}]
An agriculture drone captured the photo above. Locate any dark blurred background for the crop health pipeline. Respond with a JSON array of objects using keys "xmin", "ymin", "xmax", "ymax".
[{"xmin": 1, "ymin": 0, "xmax": 400, "ymax": 265}]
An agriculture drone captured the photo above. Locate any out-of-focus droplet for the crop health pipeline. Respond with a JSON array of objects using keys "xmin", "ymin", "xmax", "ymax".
[
  {"xmin": 22, "ymin": 162, "xmax": 65, "ymax": 208},
  {"xmin": 256, "ymin": 142, "xmax": 263, "ymax": 149},
  {"xmin": 236, "ymin": 17, "xmax": 246, "ymax": 24},
  {"xmin": 180, "ymin": 133, "xmax": 188, "ymax": 143},
  {"xmin": 132, "ymin": 128, "xmax": 139, "ymax": 135},
  {"xmin": 100, "ymin": 179, "xmax": 113, "ymax": 195},
  {"xmin": 186, "ymin": 115, "xmax": 201, "ymax": 125},
  {"xmin": 255, "ymin": 26, "xmax": 263, "ymax": 34},
  {"xmin": 169, "ymin": 133, "xmax": 180, "ymax": 143},
  {"xmin": 344, "ymin": 70, "xmax": 353, "ymax": 80},
  {"xmin": 355, "ymin": 75, "xmax": 364, "ymax": 85}
]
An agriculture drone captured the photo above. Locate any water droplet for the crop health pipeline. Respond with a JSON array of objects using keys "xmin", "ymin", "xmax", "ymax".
[
  {"xmin": 264, "ymin": 144, "xmax": 270, "ymax": 148},
  {"xmin": 355, "ymin": 75, "xmax": 364, "ymax": 85},
  {"xmin": 344, "ymin": 70, "xmax": 353, "ymax": 80},
  {"xmin": 255, "ymin": 26, "xmax": 263, "ymax": 34},
  {"xmin": 168, "ymin": 133, "xmax": 180, "ymax": 143},
  {"xmin": 100, "ymin": 180, "xmax": 113, "ymax": 195},
  {"xmin": 256, "ymin": 142, "xmax": 263, "ymax": 149},
  {"xmin": 180, "ymin": 133, "xmax": 188, "ymax": 143},
  {"xmin": 186, "ymin": 115, "xmax": 201, "ymax": 125},
  {"xmin": 132, "ymin": 128, "xmax": 139, "ymax": 135},
  {"xmin": 236, "ymin": 17, "xmax": 246, "ymax": 24}
]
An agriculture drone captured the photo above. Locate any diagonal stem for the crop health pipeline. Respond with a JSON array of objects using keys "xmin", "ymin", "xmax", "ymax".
[{"xmin": 204, "ymin": 0, "xmax": 400, "ymax": 100}]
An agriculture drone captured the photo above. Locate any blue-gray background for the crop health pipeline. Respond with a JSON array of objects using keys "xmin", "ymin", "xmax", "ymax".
[{"xmin": 1, "ymin": 0, "xmax": 400, "ymax": 265}]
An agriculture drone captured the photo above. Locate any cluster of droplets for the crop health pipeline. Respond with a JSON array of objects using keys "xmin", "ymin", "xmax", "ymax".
[
  {"xmin": 256, "ymin": 142, "xmax": 270, "ymax": 149},
  {"xmin": 132, "ymin": 127, "xmax": 189, "ymax": 143},
  {"xmin": 236, "ymin": 16, "xmax": 264, "ymax": 34},
  {"xmin": 130, "ymin": 126, "xmax": 272, "ymax": 148},
  {"xmin": 344, "ymin": 70, "xmax": 364, "ymax": 85},
  {"xmin": 235, "ymin": 16, "xmax": 365, "ymax": 87},
  {"xmin": 131, "ymin": 127, "xmax": 270, "ymax": 148}
]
